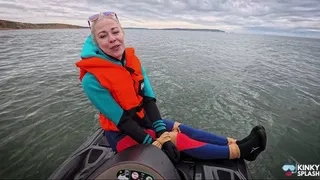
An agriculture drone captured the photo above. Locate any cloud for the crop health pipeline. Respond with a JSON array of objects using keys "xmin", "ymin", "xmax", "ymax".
[{"xmin": 0, "ymin": 0, "xmax": 319, "ymax": 37}]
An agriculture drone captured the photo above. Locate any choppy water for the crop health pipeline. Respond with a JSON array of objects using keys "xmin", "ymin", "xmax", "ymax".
[{"xmin": 0, "ymin": 29, "xmax": 319, "ymax": 179}]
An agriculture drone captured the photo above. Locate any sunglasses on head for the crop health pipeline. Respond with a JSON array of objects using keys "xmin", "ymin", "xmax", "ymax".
[{"xmin": 87, "ymin": 11, "xmax": 119, "ymax": 28}]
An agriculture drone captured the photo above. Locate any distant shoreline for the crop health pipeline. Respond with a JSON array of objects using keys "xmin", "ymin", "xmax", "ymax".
[
  {"xmin": 0, "ymin": 19, "xmax": 225, "ymax": 32},
  {"xmin": 0, "ymin": 19, "xmax": 87, "ymax": 30},
  {"xmin": 0, "ymin": 27, "xmax": 87, "ymax": 30},
  {"xmin": 124, "ymin": 27, "xmax": 225, "ymax": 32}
]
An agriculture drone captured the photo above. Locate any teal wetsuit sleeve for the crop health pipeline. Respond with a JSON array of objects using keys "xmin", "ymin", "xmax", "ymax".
[
  {"xmin": 81, "ymin": 73, "xmax": 123, "ymax": 125},
  {"xmin": 141, "ymin": 66, "xmax": 155, "ymax": 99}
]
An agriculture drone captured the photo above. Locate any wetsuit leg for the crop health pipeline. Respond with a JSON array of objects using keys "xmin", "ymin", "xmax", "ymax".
[
  {"xmin": 105, "ymin": 129, "xmax": 230, "ymax": 160},
  {"xmin": 163, "ymin": 119, "xmax": 228, "ymax": 145},
  {"xmin": 176, "ymin": 132, "xmax": 230, "ymax": 159},
  {"xmin": 104, "ymin": 129, "xmax": 156, "ymax": 153}
]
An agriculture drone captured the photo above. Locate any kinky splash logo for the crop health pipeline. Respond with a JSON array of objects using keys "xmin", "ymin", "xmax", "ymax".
[{"xmin": 282, "ymin": 164, "xmax": 320, "ymax": 177}]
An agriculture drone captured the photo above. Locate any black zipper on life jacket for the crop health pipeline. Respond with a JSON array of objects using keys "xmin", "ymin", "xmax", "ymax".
[
  {"xmin": 120, "ymin": 56, "xmax": 125, "ymax": 67},
  {"xmin": 119, "ymin": 51, "xmax": 137, "ymax": 76},
  {"xmin": 125, "ymin": 67, "xmax": 138, "ymax": 76},
  {"xmin": 119, "ymin": 54, "xmax": 136, "ymax": 75},
  {"xmin": 120, "ymin": 54, "xmax": 138, "ymax": 75}
]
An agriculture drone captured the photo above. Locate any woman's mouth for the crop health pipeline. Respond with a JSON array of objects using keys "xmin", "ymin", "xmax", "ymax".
[{"xmin": 111, "ymin": 45, "xmax": 120, "ymax": 51}]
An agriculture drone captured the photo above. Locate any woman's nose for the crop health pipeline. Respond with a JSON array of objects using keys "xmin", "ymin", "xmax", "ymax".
[{"xmin": 108, "ymin": 34, "xmax": 116, "ymax": 43}]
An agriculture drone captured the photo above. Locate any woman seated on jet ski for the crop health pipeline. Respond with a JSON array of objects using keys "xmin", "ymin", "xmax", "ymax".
[{"xmin": 75, "ymin": 11, "xmax": 267, "ymax": 163}]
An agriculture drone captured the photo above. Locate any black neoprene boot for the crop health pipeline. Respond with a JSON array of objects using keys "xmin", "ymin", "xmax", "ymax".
[{"xmin": 236, "ymin": 125, "xmax": 267, "ymax": 161}]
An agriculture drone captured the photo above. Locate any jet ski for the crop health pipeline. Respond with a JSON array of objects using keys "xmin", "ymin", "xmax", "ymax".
[{"xmin": 49, "ymin": 128, "xmax": 252, "ymax": 180}]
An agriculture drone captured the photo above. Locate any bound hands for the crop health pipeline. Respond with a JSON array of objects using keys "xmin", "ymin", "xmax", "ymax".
[{"xmin": 152, "ymin": 132, "xmax": 180, "ymax": 163}]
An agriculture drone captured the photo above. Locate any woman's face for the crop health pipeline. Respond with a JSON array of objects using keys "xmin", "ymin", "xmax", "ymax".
[{"xmin": 94, "ymin": 18, "xmax": 125, "ymax": 60}]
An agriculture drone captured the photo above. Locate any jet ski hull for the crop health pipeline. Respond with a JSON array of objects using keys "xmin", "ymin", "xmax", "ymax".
[{"xmin": 49, "ymin": 128, "xmax": 252, "ymax": 180}]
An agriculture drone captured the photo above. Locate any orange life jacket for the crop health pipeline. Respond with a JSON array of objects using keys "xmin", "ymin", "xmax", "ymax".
[{"xmin": 75, "ymin": 47, "xmax": 145, "ymax": 131}]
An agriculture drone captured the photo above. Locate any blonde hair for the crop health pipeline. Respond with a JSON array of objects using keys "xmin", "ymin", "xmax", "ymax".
[{"xmin": 90, "ymin": 15, "xmax": 124, "ymax": 44}]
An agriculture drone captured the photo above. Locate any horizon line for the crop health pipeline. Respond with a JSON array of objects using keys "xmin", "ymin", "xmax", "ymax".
[{"xmin": 1, "ymin": 19, "xmax": 319, "ymax": 39}]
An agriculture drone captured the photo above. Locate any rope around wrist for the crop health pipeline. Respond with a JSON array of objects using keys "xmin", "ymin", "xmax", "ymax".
[
  {"xmin": 171, "ymin": 122, "xmax": 181, "ymax": 133},
  {"xmin": 151, "ymin": 132, "xmax": 171, "ymax": 149}
]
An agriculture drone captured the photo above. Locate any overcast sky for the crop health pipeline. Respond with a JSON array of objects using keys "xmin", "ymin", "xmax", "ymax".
[{"xmin": 1, "ymin": 0, "xmax": 319, "ymax": 38}]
